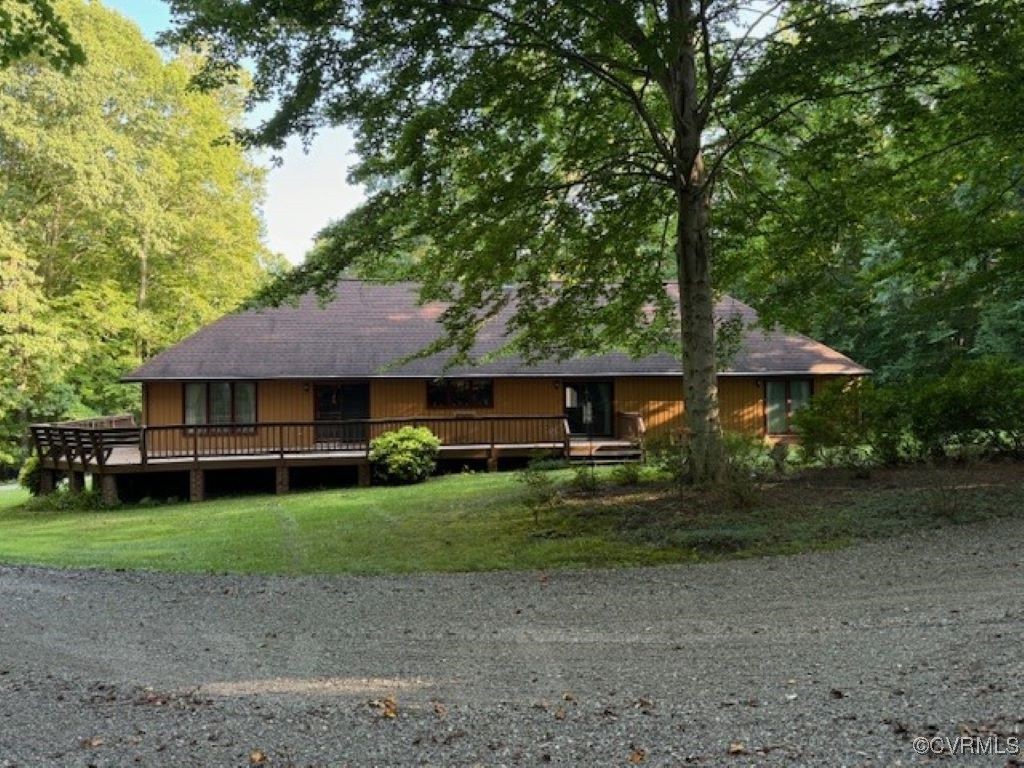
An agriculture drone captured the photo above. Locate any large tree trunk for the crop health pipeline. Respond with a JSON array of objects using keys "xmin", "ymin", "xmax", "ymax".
[
  {"xmin": 676, "ymin": 169, "xmax": 724, "ymax": 484},
  {"xmin": 668, "ymin": 0, "xmax": 724, "ymax": 484}
]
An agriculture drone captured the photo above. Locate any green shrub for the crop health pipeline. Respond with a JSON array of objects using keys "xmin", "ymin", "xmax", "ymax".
[
  {"xmin": 368, "ymin": 426, "xmax": 441, "ymax": 484},
  {"xmin": 24, "ymin": 488, "xmax": 105, "ymax": 512},
  {"xmin": 514, "ymin": 463, "xmax": 559, "ymax": 519},
  {"xmin": 908, "ymin": 357, "xmax": 1024, "ymax": 458},
  {"xmin": 568, "ymin": 463, "xmax": 600, "ymax": 492},
  {"xmin": 609, "ymin": 461, "xmax": 641, "ymax": 486},
  {"xmin": 17, "ymin": 455, "xmax": 42, "ymax": 496},
  {"xmin": 793, "ymin": 379, "xmax": 911, "ymax": 468},
  {"xmin": 644, "ymin": 434, "xmax": 688, "ymax": 482}
]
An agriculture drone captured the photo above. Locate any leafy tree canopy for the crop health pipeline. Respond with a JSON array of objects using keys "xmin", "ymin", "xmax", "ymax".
[
  {"xmin": 164, "ymin": 0, "xmax": 1019, "ymax": 480},
  {"xmin": 0, "ymin": 0, "xmax": 274, "ymax": 472}
]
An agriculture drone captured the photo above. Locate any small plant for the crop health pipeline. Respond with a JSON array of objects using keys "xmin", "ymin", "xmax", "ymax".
[
  {"xmin": 17, "ymin": 455, "xmax": 42, "ymax": 496},
  {"xmin": 610, "ymin": 461, "xmax": 641, "ymax": 486},
  {"xmin": 24, "ymin": 488, "xmax": 105, "ymax": 512},
  {"xmin": 644, "ymin": 434, "xmax": 688, "ymax": 483},
  {"xmin": 514, "ymin": 462, "xmax": 559, "ymax": 522},
  {"xmin": 368, "ymin": 426, "xmax": 441, "ymax": 484},
  {"xmin": 568, "ymin": 463, "xmax": 600, "ymax": 492}
]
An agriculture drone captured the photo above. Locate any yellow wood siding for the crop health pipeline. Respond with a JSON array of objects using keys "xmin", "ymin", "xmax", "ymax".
[
  {"xmin": 259, "ymin": 381, "xmax": 312, "ymax": 421},
  {"xmin": 614, "ymin": 377, "xmax": 685, "ymax": 439},
  {"xmin": 145, "ymin": 382, "xmax": 182, "ymax": 426},
  {"xmin": 615, "ymin": 376, "xmax": 765, "ymax": 438},
  {"xmin": 370, "ymin": 378, "xmax": 562, "ymax": 418},
  {"xmin": 369, "ymin": 378, "xmax": 564, "ymax": 444},
  {"xmin": 719, "ymin": 378, "xmax": 765, "ymax": 435}
]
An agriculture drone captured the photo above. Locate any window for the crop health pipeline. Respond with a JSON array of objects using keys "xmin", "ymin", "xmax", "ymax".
[
  {"xmin": 765, "ymin": 378, "xmax": 812, "ymax": 434},
  {"xmin": 183, "ymin": 382, "xmax": 257, "ymax": 426},
  {"xmin": 426, "ymin": 379, "xmax": 493, "ymax": 409}
]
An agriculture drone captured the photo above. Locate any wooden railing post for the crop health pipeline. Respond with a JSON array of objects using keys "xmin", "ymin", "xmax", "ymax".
[
  {"xmin": 279, "ymin": 424, "xmax": 285, "ymax": 459},
  {"xmin": 140, "ymin": 427, "xmax": 148, "ymax": 466},
  {"xmin": 192, "ymin": 427, "xmax": 199, "ymax": 463}
]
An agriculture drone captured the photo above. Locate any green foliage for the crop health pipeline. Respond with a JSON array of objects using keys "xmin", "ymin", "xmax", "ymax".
[
  {"xmin": 165, "ymin": 0, "xmax": 1013, "ymax": 484},
  {"xmin": 24, "ymin": 487, "xmax": 104, "ymax": 512},
  {"xmin": 568, "ymin": 464, "xmax": 601, "ymax": 493},
  {"xmin": 609, "ymin": 462, "xmax": 641, "ymax": 486},
  {"xmin": 0, "ymin": 0, "xmax": 84, "ymax": 70},
  {"xmin": 794, "ymin": 359, "xmax": 1024, "ymax": 466},
  {"xmin": 514, "ymin": 461, "xmax": 559, "ymax": 518},
  {"xmin": 644, "ymin": 435, "xmax": 688, "ymax": 483},
  {"xmin": 0, "ymin": 1, "xmax": 271, "ymax": 472},
  {"xmin": 909, "ymin": 358, "xmax": 1024, "ymax": 458},
  {"xmin": 16, "ymin": 454, "xmax": 41, "ymax": 495},
  {"xmin": 368, "ymin": 427, "xmax": 441, "ymax": 484}
]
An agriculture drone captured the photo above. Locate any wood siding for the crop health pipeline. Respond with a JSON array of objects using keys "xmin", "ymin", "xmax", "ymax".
[
  {"xmin": 370, "ymin": 378, "xmax": 564, "ymax": 444},
  {"xmin": 140, "ymin": 375, "xmax": 856, "ymax": 449}
]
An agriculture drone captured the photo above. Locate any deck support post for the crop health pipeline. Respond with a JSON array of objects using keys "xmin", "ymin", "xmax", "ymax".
[
  {"xmin": 487, "ymin": 448, "xmax": 498, "ymax": 472},
  {"xmin": 38, "ymin": 469, "xmax": 56, "ymax": 496},
  {"xmin": 189, "ymin": 469, "xmax": 205, "ymax": 502},
  {"xmin": 275, "ymin": 465, "xmax": 289, "ymax": 495},
  {"xmin": 69, "ymin": 470, "xmax": 84, "ymax": 493},
  {"xmin": 357, "ymin": 462, "xmax": 371, "ymax": 487},
  {"xmin": 99, "ymin": 474, "xmax": 119, "ymax": 506}
]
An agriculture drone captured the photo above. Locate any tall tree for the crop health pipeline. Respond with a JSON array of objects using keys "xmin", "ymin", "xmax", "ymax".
[
  {"xmin": 0, "ymin": 0, "xmax": 273, "ymax": 470},
  {"xmin": 715, "ymin": 2, "xmax": 1024, "ymax": 380},
  {"xmin": 167, "ymin": 0, "xmax": 1010, "ymax": 482},
  {"xmin": 0, "ymin": 0, "xmax": 83, "ymax": 70}
]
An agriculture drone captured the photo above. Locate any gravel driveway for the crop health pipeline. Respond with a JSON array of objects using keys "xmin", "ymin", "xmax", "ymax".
[{"xmin": 1, "ymin": 517, "xmax": 1022, "ymax": 767}]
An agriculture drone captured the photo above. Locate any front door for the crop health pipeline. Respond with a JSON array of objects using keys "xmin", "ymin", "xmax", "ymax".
[
  {"xmin": 314, "ymin": 383, "xmax": 370, "ymax": 443},
  {"xmin": 564, "ymin": 381, "xmax": 614, "ymax": 437}
]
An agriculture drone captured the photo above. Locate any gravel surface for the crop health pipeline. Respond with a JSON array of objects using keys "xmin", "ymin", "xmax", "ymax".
[{"xmin": 1, "ymin": 517, "xmax": 1022, "ymax": 767}]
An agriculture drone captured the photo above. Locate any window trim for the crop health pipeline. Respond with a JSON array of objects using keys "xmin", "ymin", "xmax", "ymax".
[
  {"xmin": 764, "ymin": 377, "xmax": 813, "ymax": 435},
  {"xmin": 425, "ymin": 378, "xmax": 495, "ymax": 410},
  {"xmin": 181, "ymin": 381, "xmax": 258, "ymax": 432}
]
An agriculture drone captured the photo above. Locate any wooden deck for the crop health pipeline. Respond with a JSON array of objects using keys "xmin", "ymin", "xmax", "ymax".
[{"xmin": 30, "ymin": 414, "xmax": 644, "ymax": 503}]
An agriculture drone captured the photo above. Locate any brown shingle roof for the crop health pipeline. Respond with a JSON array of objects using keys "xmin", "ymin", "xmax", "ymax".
[{"xmin": 124, "ymin": 281, "xmax": 869, "ymax": 381}]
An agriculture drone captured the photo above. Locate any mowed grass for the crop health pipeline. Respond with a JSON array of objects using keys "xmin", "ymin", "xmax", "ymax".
[{"xmin": 0, "ymin": 462, "xmax": 1022, "ymax": 575}]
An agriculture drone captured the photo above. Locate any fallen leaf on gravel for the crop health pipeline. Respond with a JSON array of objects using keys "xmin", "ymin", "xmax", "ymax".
[
  {"xmin": 553, "ymin": 706, "xmax": 566, "ymax": 720},
  {"xmin": 433, "ymin": 701, "xmax": 448, "ymax": 719},
  {"xmin": 727, "ymin": 742, "xmax": 746, "ymax": 756},
  {"xmin": 369, "ymin": 696, "xmax": 398, "ymax": 719},
  {"xmin": 829, "ymin": 688, "xmax": 845, "ymax": 699},
  {"xmin": 81, "ymin": 737, "xmax": 104, "ymax": 749},
  {"xmin": 562, "ymin": 691, "xmax": 575, "ymax": 702},
  {"xmin": 248, "ymin": 749, "xmax": 267, "ymax": 764},
  {"xmin": 629, "ymin": 748, "xmax": 647, "ymax": 763}
]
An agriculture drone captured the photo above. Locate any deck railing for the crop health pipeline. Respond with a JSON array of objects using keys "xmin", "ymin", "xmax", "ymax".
[{"xmin": 31, "ymin": 415, "xmax": 574, "ymax": 468}]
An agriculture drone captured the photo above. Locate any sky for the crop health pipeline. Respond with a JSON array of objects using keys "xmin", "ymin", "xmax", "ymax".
[{"xmin": 103, "ymin": 0, "xmax": 365, "ymax": 264}]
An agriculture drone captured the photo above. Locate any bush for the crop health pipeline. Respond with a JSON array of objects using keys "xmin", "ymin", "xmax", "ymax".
[
  {"xmin": 568, "ymin": 463, "xmax": 600, "ymax": 492},
  {"xmin": 609, "ymin": 461, "xmax": 641, "ymax": 486},
  {"xmin": 644, "ymin": 434, "xmax": 688, "ymax": 482},
  {"xmin": 793, "ymin": 379, "xmax": 911, "ymax": 468},
  {"xmin": 368, "ymin": 426, "xmax": 441, "ymax": 484},
  {"xmin": 515, "ymin": 461, "xmax": 560, "ymax": 519},
  {"xmin": 908, "ymin": 358, "xmax": 1024, "ymax": 459},
  {"xmin": 24, "ymin": 488, "xmax": 105, "ymax": 512},
  {"xmin": 17, "ymin": 455, "xmax": 42, "ymax": 496}
]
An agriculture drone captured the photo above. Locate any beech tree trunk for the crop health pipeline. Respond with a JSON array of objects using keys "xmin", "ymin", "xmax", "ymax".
[
  {"xmin": 669, "ymin": 0, "xmax": 724, "ymax": 484},
  {"xmin": 676, "ymin": 172, "xmax": 724, "ymax": 484}
]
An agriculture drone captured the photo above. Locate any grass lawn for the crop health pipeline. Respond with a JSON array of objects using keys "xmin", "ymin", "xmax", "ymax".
[{"xmin": 0, "ymin": 463, "xmax": 1021, "ymax": 575}]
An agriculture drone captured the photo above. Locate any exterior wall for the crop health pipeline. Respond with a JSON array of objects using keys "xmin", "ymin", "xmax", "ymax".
[
  {"xmin": 139, "ymin": 375, "xmax": 856, "ymax": 449},
  {"xmin": 145, "ymin": 382, "xmax": 183, "ymax": 425},
  {"xmin": 369, "ymin": 378, "xmax": 564, "ymax": 444},
  {"xmin": 614, "ymin": 377, "xmax": 685, "ymax": 439}
]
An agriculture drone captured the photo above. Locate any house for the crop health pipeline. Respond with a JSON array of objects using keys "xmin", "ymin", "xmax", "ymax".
[{"xmin": 31, "ymin": 280, "xmax": 868, "ymax": 503}]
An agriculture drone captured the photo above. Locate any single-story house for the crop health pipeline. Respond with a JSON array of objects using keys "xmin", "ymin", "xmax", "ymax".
[{"xmin": 31, "ymin": 280, "xmax": 867, "ymax": 502}]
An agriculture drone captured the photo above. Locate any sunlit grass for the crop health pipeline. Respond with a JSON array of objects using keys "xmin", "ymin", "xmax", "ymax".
[{"xmin": 0, "ymin": 464, "xmax": 1020, "ymax": 575}]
